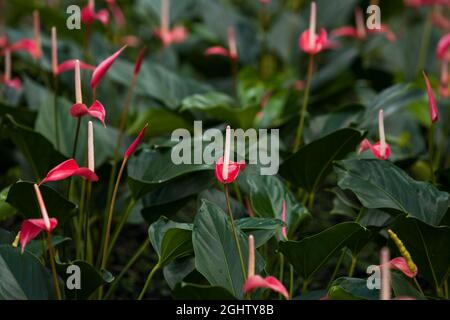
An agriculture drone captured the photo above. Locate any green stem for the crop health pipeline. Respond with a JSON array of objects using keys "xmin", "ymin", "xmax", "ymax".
[
  {"xmin": 53, "ymin": 77, "xmax": 60, "ymax": 150},
  {"xmin": 413, "ymin": 277, "xmax": 425, "ymax": 297},
  {"xmin": 224, "ymin": 184, "xmax": 247, "ymax": 280},
  {"xmin": 137, "ymin": 263, "xmax": 160, "ymax": 300},
  {"xmin": 84, "ymin": 181, "xmax": 92, "ymax": 262},
  {"xmin": 278, "ymin": 253, "xmax": 285, "ymax": 299},
  {"xmin": 233, "ymin": 182, "xmax": 244, "ymax": 206},
  {"xmin": 104, "ymin": 239, "xmax": 149, "ymax": 300},
  {"xmin": 307, "ymin": 192, "xmax": 315, "ymax": 210},
  {"xmin": 301, "ymin": 279, "xmax": 309, "ymax": 294},
  {"xmin": 289, "ymin": 264, "xmax": 294, "ymax": 299},
  {"xmin": 348, "ymin": 256, "xmax": 357, "ymax": 277},
  {"xmin": 428, "ymin": 125, "xmax": 436, "ymax": 184},
  {"xmin": 327, "ymin": 249, "xmax": 346, "ymax": 290},
  {"xmin": 72, "ymin": 117, "xmax": 82, "ymax": 159},
  {"xmin": 47, "ymin": 233, "xmax": 62, "ymax": 300},
  {"xmin": 416, "ymin": 9, "xmax": 433, "ymax": 77},
  {"xmin": 100, "ymin": 158, "xmax": 128, "ymax": 272},
  {"xmin": 78, "ymin": 179, "xmax": 87, "ymax": 260},
  {"xmin": 293, "ymin": 55, "xmax": 314, "ymax": 152},
  {"xmin": 106, "ymin": 199, "xmax": 136, "ymax": 258}
]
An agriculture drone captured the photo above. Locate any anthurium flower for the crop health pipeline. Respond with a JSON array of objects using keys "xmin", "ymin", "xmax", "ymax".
[
  {"xmin": 51, "ymin": 27, "xmax": 95, "ymax": 76},
  {"xmin": 40, "ymin": 159, "xmax": 98, "ymax": 185},
  {"xmin": 215, "ymin": 126, "xmax": 245, "ymax": 184},
  {"xmin": 440, "ymin": 62, "xmax": 449, "ymax": 97},
  {"xmin": 8, "ymin": 38, "xmax": 40, "ymax": 59},
  {"xmin": 90, "ymin": 45, "xmax": 126, "ymax": 90},
  {"xmin": 436, "ymin": 34, "xmax": 450, "ymax": 98},
  {"xmin": 19, "ymin": 185, "xmax": 58, "ymax": 253},
  {"xmin": 422, "ymin": 71, "xmax": 439, "ymax": 123},
  {"xmin": 331, "ymin": 7, "xmax": 396, "ymax": 42},
  {"xmin": 105, "ymin": 0, "xmax": 125, "ymax": 29},
  {"xmin": 436, "ymin": 33, "xmax": 450, "ymax": 61},
  {"xmin": 358, "ymin": 109, "xmax": 391, "ymax": 160},
  {"xmin": 70, "ymin": 60, "xmax": 106, "ymax": 126},
  {"xmin": 1, "ymin": 49, "xmax": 21, "ymax": 91},
  {"xmin": 205, "ymin": 27, "xmax": 238, "ymax": 60},
  {"xmin": 243, "ymin": 235, "xmax": 289, "ymax": 299},
  {"xmin": 281, "ymin": 200, "xmax": 287, "ymax": 240},
  {"xmin": 299, "ymin": 2, "xmax": 328, "ymax": 55},
  {"xmin": 387, "ymin": 229, "xmax": 418, "ymax": 277},
  {"xmin": 154, "ymin": 0, "xmax": 188, "ymax": 47},
  {"xmin": 81, "ymin": 0, "xmax": 109, "ymax": 26},
  {"xmin": 388, "ymin": 257, "xmax": 418, "ymax": 278},
  {"xmin": 380, "ymin": 247, "xmax": 391, "ymax": 300},
  {"xmin": 125, "ymin": 123, "xmax": 149, "ymax": 159},
  {"xmin": 405, "ymin": 0, "xmax": 450, "ymax": 7}
]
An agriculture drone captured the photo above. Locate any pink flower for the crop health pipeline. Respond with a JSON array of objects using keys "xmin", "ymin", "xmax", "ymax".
[
  {"xmin": 331, "ymin": 8, "xmax": 396, "ymax": 42},
  {"xmin": 205, "ymin": 27, "xmax": 238, "ymax": 60},
  {"xmin": 154, "ymin": 0, "xmax": 188, "ymax": 47},
  {"xmin": 91, "ymin": 45, "xmax": 126, "ymax": 89},
  {"xmin": 404, "ymin": 0, "xmax": 450, "ymax": 7},
  {"xmin": 423, "ymin": 71, "xmax": 439, "ymax": 123},
  {"xmin": 440, "ymin": 62, "xmax": 449, "ymax": 97},
  {"xmin": 70, "ymin": 101, "xmax": 106, "ymax": 127},
  {"xmin": 8, "ymin": 39, "xmax": 40, "ymax": 59},
  {"xmin": 299, "ymin": 2, "xmax": 328, "ymax": 55},
  {"xmin": 81, "ymin": 0, "xmax": 109, "ymax": 26},
  {"xmin": 125, "ymin": 123, "xmax": 148, "ymax": 159},
  {"xmin": 243, "ymin": 235, "xmax": 289, "ymax": 299},
  {"xmin": 388, "ymin": 257, "xmax": 418, "ymax": 278},
  {"xmin": 281, "ymin": 200, "xmax": 287, "ymax": 240},
  {"xmin": 437, "ymin": 34, "xmax": 450, "ymax": 61},
  {"xmin": 358, "ymin": 109, "xmax": 391, "ymax": 160},
  {"xmin": 19, "ymin": 185, "xmax": 58, "ymax": 253},
  {"xmin": 134, "ymin": 47, "xmax": 147, "ymax": 76},
  {"xmin": 105, "ymin": 0, "xmax": 125, "ymax": 29},
  {"xmin": 1, "ymin": 49, "xmax": 21, "ymax": 91},
  {"xmin": 40, "ymin": 159, "xmax": 98, "ymax": 185},
  {"xmin": 51, "ymin": 27, "xmax": 95, "ymax": 76},
  {"xmin": 215, "ymin": 126, "xmax": 245, "ymax": 184}
]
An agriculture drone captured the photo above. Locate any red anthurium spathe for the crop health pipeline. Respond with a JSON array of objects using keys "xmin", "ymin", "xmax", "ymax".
[
  {"xmin": 91, "ymin": 45, "xmax": 126, "ymax": 90},
  {"xmin": 405, "ymin": 0, "xmax": 450, "ymax": 7},
  {"xmin": 299, "ymin": 2, "xmax": 328, "ymax": 55},
  {"xmin": 105, "ymin": 0, "xmax": 125, "ymax": 29},
  {"xmin": 19, "ymin": 185, "xmax": 58, "ymax": 253},
  {"xmin": 281, "ymin": 200, "xmax": 287, "ymax": 240},
  {"xmin": 9, "ymin": 38, "xmax": 40, "ymax": 59},
  {"xmin": 1, "ymin": 49, "xmax": 21, "ymax": 91},
  {"xmin": 51, "ymin": 27, "xmax": 95, "ymax": 76},
  {"xmin": 81, "ymin": 0, "xmax": 109, "ymax": 26},
  {"xmin": 440, "ymin": 62, "xmax": 449, "ymax": 97},
  {"xmin": 331, "ymin": 7, "xmax": 396, "ymax": 42},
  {"xmin": 358, "ymin": 109, "xmax": 391, "ymax": 160},
  {"xmin": 40, "ymin": 159, "xmax": 98, "ymax": 185},
  {"xmin": 134, "ymin": 47, "xmax": 147, "ymax": 76},
  {"xmin": 215, "ymin": 126, "xmax": 246, "ymax": 184},
  {"xmin": 437, "ymin": 34, "xmax": 450, "ymax": 61},
  {"xmin": 243, "ymin": 235, "xmax": 289, "ymax": 299},
  {"xmin": 125, "ymin": 123, "xmax": 148, "ymax": 159},
  {"xmin": 154, "ymin": 0, "xmax": 188, "ymax": 47},
  {"xmin": 423, "ymin": 71, "xmax": 439, "ymax": 123},
  {"xmin": 388, "ymin": 257, "xmax": 418, "ymax": 278},
  {"xmin": 205, "ymin": 27, "xmax": 238, "ymax": 60}
]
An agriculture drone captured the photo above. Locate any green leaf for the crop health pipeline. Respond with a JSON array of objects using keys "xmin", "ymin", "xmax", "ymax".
[
  {"xmin": 173, "ymin": 282, "xmax": 236, "ymax": 300},
  {"xmin": 109, "ymin": 59, "xmax": 211, "ymax": 109},
  {"xmin": 335, "ymin": 159, "xmax": 450, "ymax": 226},
  {"xmin": 56, "ymin": 260, "xmax": 113, "ymax": 300},
  {"xmin": 0, "ymin": 187, "xmax": 16, "ymax": 222},
  {"xmin": 192, "ymin": 200, "xmax": 264, "ymax": 299},
  {"xmin": 6, "ymin": 181, "xmax": 76, "ymax": 223},
  {"xmin": 181, "ymin": 92, "xmax": 259, "ymax": 129},
  {"xmin": 26, "ymin": 236, "xmax": 70, "ymax": 258},
  {"xmin": 127, "ymin": 147, "xmax": 212, "ymax": 199},
  {"xmin": 328, "ymin": 277, "xmax": 379, "ymax": 300},
  {"xmin": 148, "ymin": 217, "xmax": 193, "ymax": 267},
  {"xmin": 244, "ymin": 165, "xmax": 310, "ymax": 238},
  {"xmin": 391, "ymin": 216, "xmax": 450, "ymax": 290},
  {"xmin": 163, "ymin": 257, "xmax": 196, "ymax": 290},
  {"xmin": 0, "ymin": 245, "xmax": 52, "ymax": 300},
  {"xmin": 236, "ymin": 217, "xmax": 283, "ymax": 248},
  {"xmin": 0, "ymin": 101, "xmax": 36, "ymax": 127},
  {"xmin": 279, "ymin": 222, "xmax": 369, "ymax": 281},
  {"xmin": 390, "ymin": 271, "xmax": 425, "ymax": 300},
  {"xmin": 3, "ymin": 115, "xmax": 66, "ymax": 179},
  {"xmin": 280, "ymin": 128, "xmax": 365, "ymax": 192}
]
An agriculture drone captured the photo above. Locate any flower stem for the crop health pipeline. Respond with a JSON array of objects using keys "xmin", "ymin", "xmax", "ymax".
[
  {"xmin": 72, "ymin": 117, "xmax": 82, "ymax": 159},
  {"xmin": 46, "ymin": 233, "xmax": 62, "ymax": 300},
  {"xmin": 224, "ymin": 184, "xmax": 247, "ymax": 280},
  {"xmin": 231, "ymin": 58, "xmax": 238, "ymax": 99},
  {"xmin": 348, "ymin": 256, "xmax": 357, "ymax": 277},
  {"xmin": 416, "ymin": 9, "xmax": 433, "ymax": 77},
  {"xmin": 428, "ymin": 125, "xmax": 436, "ymax": 184},
  {"xmin": 289, "ymin": 264, "xmax": 294, "ymax": 299},
  {"xmin": 293, "ymin": 55, "xmax": 314, "ymax": 152},
  {"xmin": 53, "ymin": 76, "xmax": 60, "ymax": 150},
  {"xmin": 84, "ymin": 181, "xmax": 92, "ymax": 262},
  {"xmin": 100, "ymin": 158, "xmax": 128, "ymax": 271},
  {"xmin": 327, "ymin": 249, "xmax": 345, "ymax": 290},
  {"xmin": 413, "ymin": 277, "xmax": 425, "ymax": 297},
  {"xmin": 138, "ymin": 263, "xmax": 160, "ymax": 300},
  {"xmin": 106, "ymin": 199, "xmax": 136, "ymax": 259},
  {"xmin": 104, "ymin": 239, "xmax": 149, "ymax": 300}
]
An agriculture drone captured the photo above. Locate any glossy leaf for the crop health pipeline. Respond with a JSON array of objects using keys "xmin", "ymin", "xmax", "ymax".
[
  {"xmin": 148, "ymin": 217, "xmax": 193, "ymax": 267},
  {"xmin": 328, "ymin": 277, "xmax": 379, "ymax": 300},
  {"xmin": 173, "ymin": 282, "xmax": 236, "ymax": 300},
  {"xmin": 236, "ymin": 217, "xmax": 283, "ymax": 248},
  {"xmin": 280, "ymin": 128, "xmax": 365, "ymax": 192},
  {"xmin": 335, "ymin": 159, "xmax": 450, "ymax": 226},
  {"xmin": 279, "ymin": 222, "xmax": 369, "ymax": 281}
]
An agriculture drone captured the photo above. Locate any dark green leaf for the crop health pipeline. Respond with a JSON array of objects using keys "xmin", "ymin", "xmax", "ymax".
[
  {"xmin": 328, "ymin": 277, "xmax": 379, "ymax": 300},
  {"xmin": 236, "ymin": 217, "xmax": 283, "ymax": 248},
  {"xmin": 173, "ymin": 282, "xmax": 236, "ymax": 300}
]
